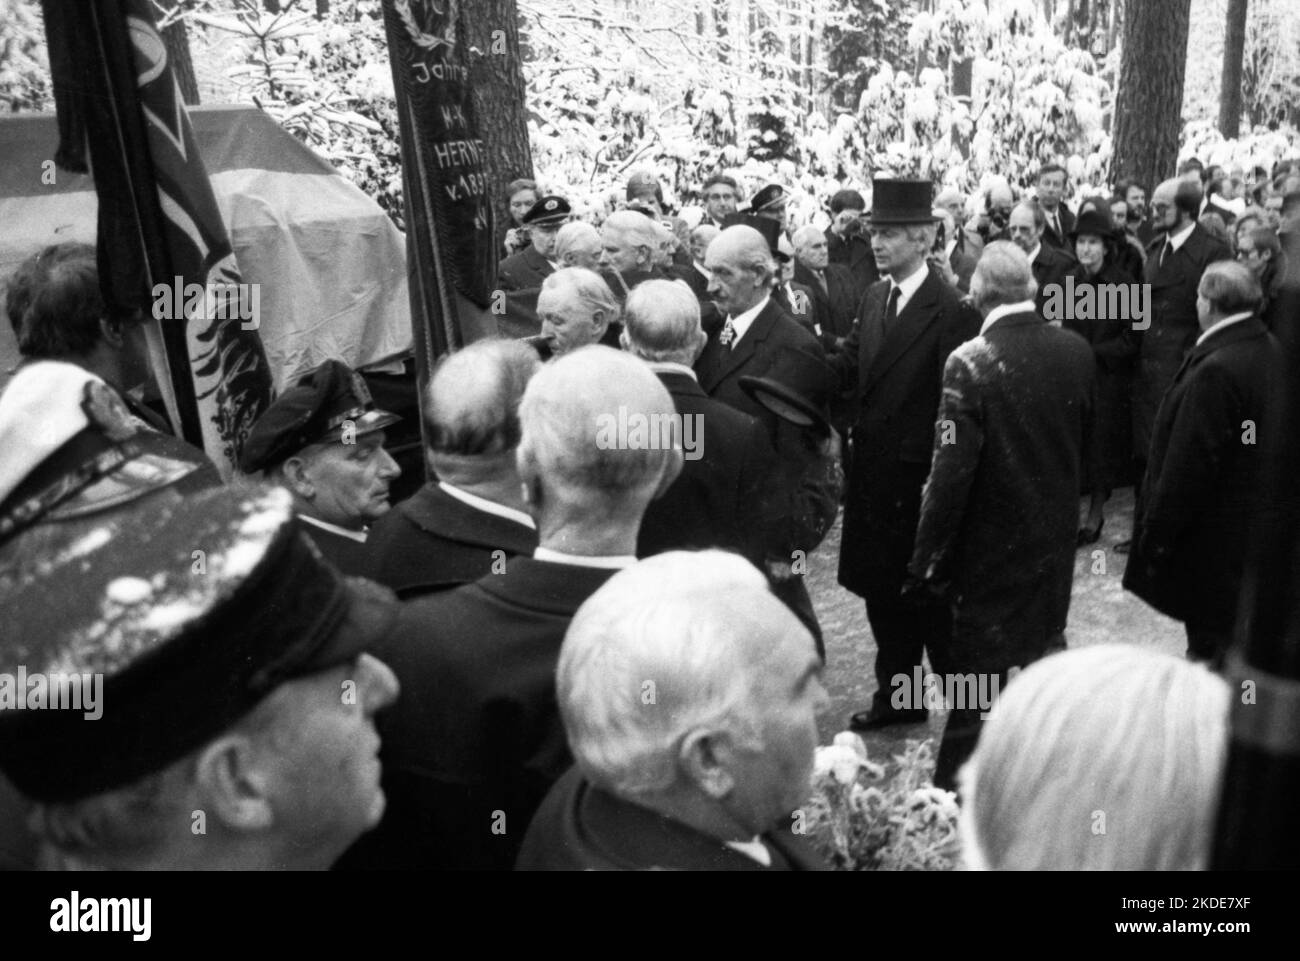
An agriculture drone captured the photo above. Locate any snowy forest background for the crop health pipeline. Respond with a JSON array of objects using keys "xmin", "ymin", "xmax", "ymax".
[{"xmin": 2, "ymin": 0, "xmax": 1298, "ymax": 231}]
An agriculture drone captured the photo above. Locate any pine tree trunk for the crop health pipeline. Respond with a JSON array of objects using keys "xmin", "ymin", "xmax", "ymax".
[
  {"xmin": 465, "ymin": 0, "xmax": 534, "ymax": 233},
  {"xmin": 1111, "ymin": 0, "xmax": 1191, "ymax": 190},
  {"xmin": 1219, "ymin": 0, "xmax": 1249, "ymax": 138},
  {"xmin": 156, "ymin": 0, "xmax": 200, "ymax": 105}
]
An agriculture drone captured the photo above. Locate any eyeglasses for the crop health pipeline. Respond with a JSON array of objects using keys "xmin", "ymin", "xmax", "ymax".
[{"xmin": 1151, "ymin": 202, "xmax": 1173, "ymax": 213}]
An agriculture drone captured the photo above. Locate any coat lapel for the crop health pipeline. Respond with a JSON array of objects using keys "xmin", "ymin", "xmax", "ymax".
[
  {"xmin": 711, "ymin": 300, "xmax": 778, "ymax": 385},
  {"xmin": 864, "ymin": 269, "xmax": 943, "ymax": 391},
  {"xmin": 1171, "ymin": 316, "xmax": 1267, "ymax": 383}
]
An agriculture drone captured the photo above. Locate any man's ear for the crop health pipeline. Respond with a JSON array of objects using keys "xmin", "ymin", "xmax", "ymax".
[
  {"xmin": 679, "ymin": 727, "xmax": 736, "ymax": 800},
  {"xmin": 280, "ymin": 456, "xmax": 314, "ymax": 500},
  {"xmin": 689, "ymin": 328, "xmax": 707, "ymax": 363},
  {"xmin": 652, "ymin": 446, "xmax": 684, "ymax": 500},
  {"xmin": 192, "ymin": 733, "xmax": 275, "ymax": 832},
  {"xmin": 99, "ymin": 317, "xmax": 125, "ymax": 350}
]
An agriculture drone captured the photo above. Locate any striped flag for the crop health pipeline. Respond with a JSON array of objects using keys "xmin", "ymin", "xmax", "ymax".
[{"xmin": 39, "ymin": 0, "xmax": 273, "ymax": 476}]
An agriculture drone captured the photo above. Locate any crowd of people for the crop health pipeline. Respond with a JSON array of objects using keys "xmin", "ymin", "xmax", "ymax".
[{"xmin": 0, "ymin": 149, "xmax": 1295, "ymax": 870}]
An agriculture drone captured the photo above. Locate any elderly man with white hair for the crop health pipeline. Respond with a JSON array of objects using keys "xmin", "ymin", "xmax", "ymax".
[
  {"xmin": 532, "ymin": 266, "xmax": 622, "ymax": 360},
  {"xmin": 907, "ymin": 241, "xmax": 1094, "ymax": 789},
  {"xmin": 960, "ymin": 645, "xmax": 1230, "ymax": 870},
  {"xmin": 517, "ymin": 550, "xmax": 829, "ymax": 871},
  {"xmin": 622, "ymin": 279, "xmax": 775, "ymax": 565},
  {"xmin": 339, "ymin": 346, "xmax": 683, "ymax": 871},
  {"xmin": 694, "ymin": 224, "xmax": 827, "ymax": 438},
  {"xmin": 790, "ymin": 223, "xmax": 860, "ymax": 349},
  {"xmin": 599, "ymin": 209, "xmax": 669, "ymax": 302},
  {"xmin": 552, "ymin": 221, "xmax": 602, "ymax": 270}
]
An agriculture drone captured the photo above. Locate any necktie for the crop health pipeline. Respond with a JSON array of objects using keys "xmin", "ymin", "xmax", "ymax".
[
  {"xmin": 719, "ymin": 316, "xmax": 737, "ymax": 348},
  {"xmin": 814, "ymin": 269, "xmax": 828, "ymax": 295},
  {"xmin": 883, "ymin": 285, "xmax": 901, "ymax": 335},
  {"xmin": 1051, "ymin": 211, "xmax": 1060, "ymax": 238},
  {"xmin": 1159, "ymin": 240, "xmax": 1172, "ymax": 268}
]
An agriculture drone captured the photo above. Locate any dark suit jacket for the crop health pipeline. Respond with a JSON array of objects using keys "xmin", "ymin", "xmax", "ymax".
[
  {"xmin": 909, "ymin": 310, "xmax": 1095, "ymax": 667},
  {"xmin": 638, "ymin": 370, "xmax": 775, "ymax": 564},
  {"xmin": 1124, "ymin": 317, "xmax": 1287, "ymax": 630},
  {"xmin": 1040, "ymin": 204, "xmax": 1076, "ymax": 251},
  {"xmin": 497, "ymin": 245, "xmax": 554, "ymax": 292},
  {"xmin": 516, "ymin": 767, "xmax": 827, "ymax": 871},
  {"xmin": 948, "ymin": 246, "xmax": 978, "ymax": 294},
  {"xmin": 1133, "ymin": 223, "xmax": 1232, "ymax": 454},
  {"xmin": 832, "ymin": 268, "xmax": 982, "ymax": 600},
  {"xmin": 794, "ymin": 261, "xmax": 859, "ymax": 346},
  {"xmin": 366, "ymin": 482, "xmax": 537, "ymax": 598},
  {"xmin": 336, "ymin": 558, "xmax": 619, "ymax": 871},
  {"xmin": 825, "ymin": 226, "xmax": 880, "ymax": 298},
  {"xmin": 1031, "ymin": 242, "xmax": 1076, "ymax": 315},
  {"xmin": 694, "ymin": 298, "xmax": 827, "ymax": 437},
  {"xmin": 601, "ymin": 266, "xmax": 667, "ymax": 305},
  {"xmin": 774, "ymin": 280, "xmax": 820, "ymax": 336}
]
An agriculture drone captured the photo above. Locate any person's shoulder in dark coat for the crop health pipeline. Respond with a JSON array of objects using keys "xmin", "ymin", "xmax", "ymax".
[
  {"xmin": 638, "ymin": 368, "xmax": 775, "ymax": 563},
  {"xmin": 497, "ymin": 245, "xmax": 554, "ymax": 292},
  {"xmin": 335, "ymin": 558, "xmax": 620, "ymax": 871},
  {"xmin": 516, "ymin": 767, "xmax": 827, "ymax": 871},
  {"xmin": 366, "ymin": 482, "xmax": 538, "ymax": 598}
]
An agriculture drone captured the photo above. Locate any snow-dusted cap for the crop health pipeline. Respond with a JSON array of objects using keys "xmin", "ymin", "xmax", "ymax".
[
  {"xmin": 0, "ymin": 484, "xmax": 399, "ymax": 802},
  {"xmin": 0, "ymin": 361, "xmax": 196, "ymax": 543}
]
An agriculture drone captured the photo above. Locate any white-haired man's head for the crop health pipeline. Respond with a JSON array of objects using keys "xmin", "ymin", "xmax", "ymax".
[
  {"xmin": 600, "ymin": 210, "xmax": 662, "ymax": 276},
  {"xmin": 517, "ymin": 345, "xmax": 682, "ymax": 544},
  {"xmin": 554, "ymin": 222, "xmax": 602, "ymax": 270},
  {"xmin": 791, "ymin": 224, "xmax": 829, "ymax": 271},
  {"xmin": 536, "ymin": 268, "xmax": 620, "ymax": 357},
  {"xmin": 960, "ymin": 644, "xmax": 1230, "ymax": 871},
  {"xmin": 705, "ymin": 226, "xmax": 777, "ymax": 317},
  {"xmin": 558, "ymin": 550, "xmax": 826, "ymax": 836},
  {"xmin": 621, "ymin": 279, "xmax": 706, "ymax": 366},
  {"xmin": 424, "ymin": 338, "xmax": 540, "ymax": 493},
  {"xmin": 689, "ymin": 224, "xmax": 719, "ymax": 266},
  {"xmin": 969, "ymin": 241, "xmax": 1037, "ymax": 315}
]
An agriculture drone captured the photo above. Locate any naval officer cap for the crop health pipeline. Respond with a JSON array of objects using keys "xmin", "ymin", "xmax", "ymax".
[
  {"xmin": 0, "ymin": 361, "xmax": 198, "ymax": 545},
  {"xmin": 238, "ymin": 359, "xmax": 399, "ymax": 474},
  {"xmin": 0, "ymin": 484, "xmax": 399, "ymax": 802},
  {"xmin": 522, "ymin": 195, "xmax": 572, "ymax": 228}
]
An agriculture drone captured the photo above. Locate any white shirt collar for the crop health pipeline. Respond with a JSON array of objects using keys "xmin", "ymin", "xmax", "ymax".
[
  {"xmin": 1196, "ymin": 311, "xmax": 1254, "ymax": 346},
  {"xmin": 727, "ymin": 294, "xmax": 771, "ymax": 346},
  {"xmin": 887, "ymin": 262, "xmax": 929, "ymax": 314},
  {"xmin": 944, "ymin": 237, "xmax": 958, "ymax": 260},
  {"xmin": 437, "ymin": 481, "xmax": 535, "ymax": 530},
  {"xmin": 533, "ymin": 547, "xmax": 637, "ymax": 570},
  {"xmin": 1027, "ymin": 242, "xmax": 1042, "ymax": 264},
  {"xmin": 694, "ymin": 261, "xmax": 710, "ymax": 280},
  {"xmin": 1167, "ymin": 221, "xmax": 1196, "ymax": 252},
  {"xmin": 724, "ymin": 836, "xmax": 772, "ymax": 867},
  {"xmin": 299, "ymin": 514, "xmax": 368, "ymax": 543},
  {"xmin": 980, "ymin": 300, "xmax": 1037, "ymax": 335},
  {"xmin": 647, "ymin": 361, "xmax": 698, "ymax": 381}
]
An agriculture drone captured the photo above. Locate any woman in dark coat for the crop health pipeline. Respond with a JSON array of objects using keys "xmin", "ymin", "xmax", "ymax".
[{"xmin": 1065, "ymin": 208, "xmax": 1139, "ymax": 544}]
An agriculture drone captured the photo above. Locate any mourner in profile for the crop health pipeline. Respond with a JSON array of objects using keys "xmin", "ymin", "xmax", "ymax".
[{"xmin": 239, "ymin": 359, "xmax": 401, "ymax": 576}]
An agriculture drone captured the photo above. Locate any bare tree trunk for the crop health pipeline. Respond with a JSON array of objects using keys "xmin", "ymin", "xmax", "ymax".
[
  {"xmin": 465, "ymin": 0, "xmax": 534, "ymax": 232},
  {"xmin": 1219, "ymin": 0, "xmax": 1249, "ymax": 138},
  {"xmin": 1112, "ymin": 0, "xmax": 1191, "ymax": 189},
  {"xmin": 156, "ymin": 0, "xmax": 200, "ymax": 105}
]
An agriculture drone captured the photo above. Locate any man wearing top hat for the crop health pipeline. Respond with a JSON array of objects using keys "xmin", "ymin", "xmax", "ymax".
[
  {"xmin": 240, "ymin": 359, "xmax": 402, "ymax": 577},
  {"xmin": 832, "ymin": 178, "xmax": 981, "ymax": 733},
  {"xmin": 0, "ymin": 483, "xmax": 401, "ymax": 870},
  {"xmin": 497, "ymin": 195, "xmax": 571, "ymax": 292}
]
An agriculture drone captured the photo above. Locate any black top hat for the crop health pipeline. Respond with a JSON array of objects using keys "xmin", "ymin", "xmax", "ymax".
[
  {"xmin": 721, "ymin": 213, "xmax": 786, "ymax": 260},
  {"xmin": 522, "ymin": 195, "xmax": 572, "ymax": 227},
  {"xmin": 750, "ymin": 184, "xmax": 789, "ymax": 213},
  {"xmin": 1070, "ymin": 209, "xmax": 1116, "ymax": 241},
  {"xmin": 239, "ymin": 360, "xmax": 400, "ymax": 474},
  {"xmin": 0, "ymin": 484, "xmax": 398, "ymax": 801},
  {"xmin": 868, "ymin": 179, "xmax": 940, "ymax": 225},
  {"xmin": 739, "ymin": 347, "xmax": 834, "ymax": 437}
]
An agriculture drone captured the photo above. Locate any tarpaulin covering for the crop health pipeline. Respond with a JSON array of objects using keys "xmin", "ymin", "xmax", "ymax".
[{"xmin": 0, "ymin": 104, "xmax": 412, "ymax": 393}]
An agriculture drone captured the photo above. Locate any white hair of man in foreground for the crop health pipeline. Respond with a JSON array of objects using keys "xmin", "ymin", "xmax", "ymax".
[{"xmin": 959, "ymin": 644, "xmax": 1230, "ymax": 870}]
